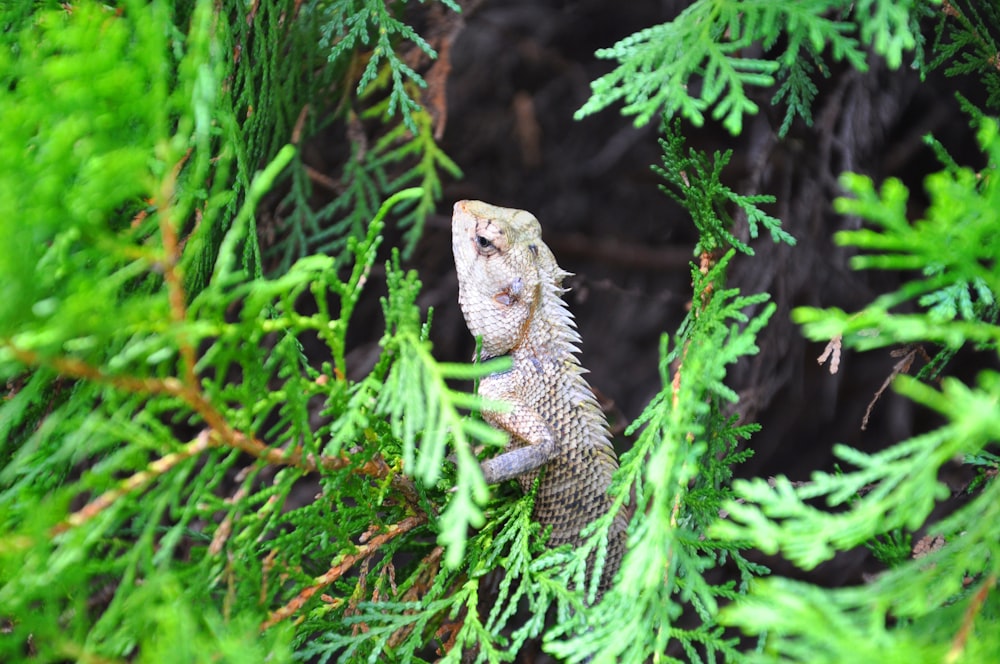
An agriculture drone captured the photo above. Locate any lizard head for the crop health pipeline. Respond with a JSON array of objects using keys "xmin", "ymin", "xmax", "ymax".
[{"xmin": 452, "ymin": 200, "xmax": 567, "ymax": 358}]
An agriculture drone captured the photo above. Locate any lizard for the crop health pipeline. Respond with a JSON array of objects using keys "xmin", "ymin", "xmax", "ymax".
[{"xmin": 451, "ymin": 199, "xmax": 628, "ymax": 594}]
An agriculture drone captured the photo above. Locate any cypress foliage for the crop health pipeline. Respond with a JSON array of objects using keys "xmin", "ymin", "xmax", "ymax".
[{"xmin": 1, "ymin": 1, "xmax": 997, "ymax": 662}]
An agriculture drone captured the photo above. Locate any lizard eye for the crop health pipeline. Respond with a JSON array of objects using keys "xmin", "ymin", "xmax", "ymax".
[{"xmin": 474, "ymin": 234, "xmax": 497, "ymax": 255}]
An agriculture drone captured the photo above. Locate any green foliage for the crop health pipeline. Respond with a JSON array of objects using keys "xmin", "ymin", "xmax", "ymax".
[
  {"xmin": 265, "ymin": 0, "xmax": 462, "ymax": 271},
  {"xmin": 655, "ymin": 118, "xmax": 794, "ymax": 255},
  {"xmin": 374, "ymin": 246, "xmax": 509, "ymax": 567},
  {"xmin": 321, "ymin": 0, "xmax": 458, "ymax": 129},
  {"xmin": 5, "ymin": 0, "xmax": 1000, "ymax": 662},
  {"xmin": 0, "ymin": 1, "xmax": 788, "ymax": 659},
  {"xmin": 571, "ymin": 2, "xmax": 1000, "ymax": 662},
  {"xmin": 930, "ymin": 0, "xmax": 1000, "ymax": 110},
  {"xmin": 793, "ymin": 111, "xmax": 1000, "ymax": 351},
  {"xmin": 295, "ymin": 494, "xmax": 553, "ymax": 663},
  {"xmin": 0, "ymin": 1, "xmax": 478, "ymax": 661},
  {"xmin": 575, "ymin": 0, "xmax": 926, "ymax": 135},
  {"xmin": 866, "ymin": 529, "xmax": 912, "ymax": 568},
  {"xmin": 545, "ymin": 254, "xmax": 774, "ymax": 664},
  {"xmin": 712, "ymin": 70, "xmax": 1000, "ymax": 664},
  {"xmin": 0, "ymin": 0, "xmax": 218, "ymax": 341},
  {"xmin": 364, "ymin": 85, "xmax": 464, "ymax": 256}
]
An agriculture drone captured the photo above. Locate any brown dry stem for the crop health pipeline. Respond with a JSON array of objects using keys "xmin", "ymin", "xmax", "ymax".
[
  {"xmin": 945, "ymin": 573, "xmax": 996, "ymax": 664},
  {"xmin": 5, "ymin": 342, "xmax": 420, "ymax": 525},
  {"xmin": 861, "ymin": 345, "xmax": 930, "ymax": 430},
  {"xmin": 259, "ymin": 513, "xmax": 428, "ymax": 631}
]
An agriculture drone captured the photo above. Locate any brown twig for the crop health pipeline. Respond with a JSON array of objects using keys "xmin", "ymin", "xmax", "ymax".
[
  {"xmin": 208, "ymin": 473, "xmax": 250, "ymax": 556},
  {"xmin": 661, "ymin": 248, "xmax": 723, "ymax": 534},
  {"xmin": 259, "ymin": 513, "xmax": 428, "ymax": 631},
  {"xmin": 4, "ymin": 344, "xmax": 184, "ymax": 397},
  {"xmin": 4, "ymin": 342, "xmax": 422, "ymax": 523},
  {"xmin": 304, "ymin": 164, "xmax": 342, "ymax": 193},
  {"xmin": 154, "ymin": 149, "xmax": 198, "ymax": 389},
  {"xmin": 3, "ymin": 345, "xmax": 347, "ymax": 473},
  {"xmin": 861, "ymin": 345, "xmax": 930, "ymax": 430},
  {"xmin": 52, "ymin": 430, "xmax": 210, "ymax": 534},
  {"xmin": 945, "ymin": 573, "xmax": 996, "ymax": 664},
  {"xmin": 389, "ymin": 546, "xmax": 446, "ymax": 648},
  {"xmin": 696, "ymin": 249, "xmax": 723, "ymax": 307},
  {"xmin": 291, "ymin": 104, "xmax": 310, "ymax": 145}
]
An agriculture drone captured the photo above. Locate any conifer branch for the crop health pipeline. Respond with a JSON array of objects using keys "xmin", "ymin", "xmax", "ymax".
[
  {"xmin": 155, "ymin": 148, "xmax": 199, "ymax": 388},
  {"xmin": 52, "ymin": 430, "xmax": 213, "ymax": 534},
  {"xmin": 2, "ymin": 342, "xmax": 421, "ymax": 509},
  {"xmin": 260, "ymin": 513, "xmax": 428, "ymax": 631},
  {"xmin": 940, "ymin": 1, "xmax": 1000, "ymax": 73}
]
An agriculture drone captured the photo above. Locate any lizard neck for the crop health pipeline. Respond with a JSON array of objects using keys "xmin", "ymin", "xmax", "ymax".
[{"xmin": 514, "ymin": 276, "xmax": 582, "ymax": 362}]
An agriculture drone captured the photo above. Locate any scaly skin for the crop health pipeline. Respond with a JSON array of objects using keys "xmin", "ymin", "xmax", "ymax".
[{"xmin": 452, "ymin": 200, "xmax": 627, "ymax": 592}]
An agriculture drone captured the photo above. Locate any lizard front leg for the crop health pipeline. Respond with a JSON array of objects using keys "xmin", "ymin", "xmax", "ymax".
[{"xmin": 479, "ymin": 393, "xmax": 560, "ymax": 485}]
